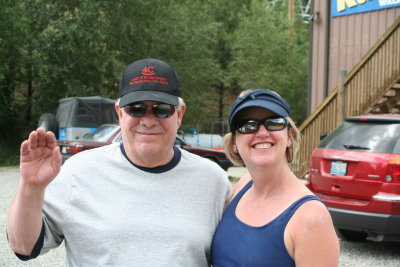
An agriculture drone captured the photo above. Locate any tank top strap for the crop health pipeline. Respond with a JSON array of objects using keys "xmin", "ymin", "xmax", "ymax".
[
  {"xmin": 288, "ymin": 195, "xmax": 323, "ymax": 212},
  {"xmin": 279, "ymin": 194, "xmax": 323, "ymax": 226},
  {"xmin": 229, "ymin": 180, "xmax": 253, "ymax": 207}
]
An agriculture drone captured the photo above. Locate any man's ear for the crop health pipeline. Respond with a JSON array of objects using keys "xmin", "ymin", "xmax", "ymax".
[
  {"xmin": 115, "ymin": 103, "xmax": 123, "ymax": 119},
  {"xmin": 176, "ymin": 105, "xmax": 186, "ymax": 128}
]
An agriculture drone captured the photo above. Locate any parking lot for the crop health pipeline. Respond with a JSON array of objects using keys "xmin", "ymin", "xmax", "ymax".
[
  {"xmin": 0, "ymin": 167, "xmax": 64, "ymax": 267},
  {"xmin": 1, "ymin": 167, "xmax": 399, "ymax": 266}
]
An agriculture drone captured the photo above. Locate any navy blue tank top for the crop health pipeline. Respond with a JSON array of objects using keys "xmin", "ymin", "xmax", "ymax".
[{"xmin": 211, "ymin": 180, "xmax": 322, "ymax": 267}]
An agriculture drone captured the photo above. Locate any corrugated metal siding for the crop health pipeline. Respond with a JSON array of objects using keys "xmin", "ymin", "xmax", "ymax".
[{"xmin": 310, "ymin": 2, "xmax": 400, "ymax": 112}]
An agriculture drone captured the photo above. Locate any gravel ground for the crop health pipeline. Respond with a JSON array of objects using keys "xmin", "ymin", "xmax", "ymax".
[
  {"xmin": 339, "ymin": 239, "xmax": 400, "ymax": 266},
  {"xmin": 1, "ymin": 166, "xmax": 399, "ymax": 266},
  {"xmin": 0, "ymin": 167, "xmax": 65, "ymax": 267}
]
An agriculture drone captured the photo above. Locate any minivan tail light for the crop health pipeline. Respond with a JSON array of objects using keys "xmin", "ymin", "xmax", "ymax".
[
  {"xmin": 66, "ymin": 146, "xmax": 83, "ymax": 154},
  {"xmin": 387, "ymin": 156, "xmax": 400, "ymax": 183}
]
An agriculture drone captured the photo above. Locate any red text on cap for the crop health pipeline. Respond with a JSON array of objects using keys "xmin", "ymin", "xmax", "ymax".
[{"xmin": 142, "ymin": 67, "xmax": 155, "ymax": 76}]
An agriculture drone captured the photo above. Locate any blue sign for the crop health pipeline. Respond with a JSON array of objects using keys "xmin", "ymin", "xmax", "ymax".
[{"xmin": 332, "ymin": 0, "xmax": 400, "ymax": 17}]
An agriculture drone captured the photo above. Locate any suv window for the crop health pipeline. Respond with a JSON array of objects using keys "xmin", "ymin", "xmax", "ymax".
[
  {"xmin": 75, "ymin": 103, "xmax": 99, "ymax": 125},
  {"xmin": 319, "ymin": 121, "xmax": 400, "ymax": 154},
  {"xmin": 57, "ymin": 102, "xmax": 74, "ymax": 128}
]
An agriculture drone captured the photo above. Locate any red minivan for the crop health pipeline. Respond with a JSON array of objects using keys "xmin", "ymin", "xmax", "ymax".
[{"xmin": 307, "ymin": 114, "xmax": 400, "ymax": 242}]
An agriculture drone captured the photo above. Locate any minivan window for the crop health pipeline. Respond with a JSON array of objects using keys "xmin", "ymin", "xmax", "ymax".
[{"xmin": 318, "ymin": 121, "xmax": 400, "ymax": 154}]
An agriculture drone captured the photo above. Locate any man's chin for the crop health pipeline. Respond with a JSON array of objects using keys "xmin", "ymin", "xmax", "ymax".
[
  {"xmin": 137, "ymin": 143, "xmax": 170, "ymax": 156},
  {"xmin": 137, "ymin": 142, "xmax": 161, "ymax": 151}
]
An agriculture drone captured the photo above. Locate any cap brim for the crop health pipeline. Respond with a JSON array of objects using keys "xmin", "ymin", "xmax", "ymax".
[
  {"xmin": 229, "ymin": 99, "xmax": 289, "ymax": 131},
  {"xmin": 119, "ymin": 91, "xmax": 179, "ymax": 107}
]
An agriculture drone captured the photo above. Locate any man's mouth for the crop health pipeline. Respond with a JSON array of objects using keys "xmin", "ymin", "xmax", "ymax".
[{"xmin": 136, "ymin": 129, "xmax": 162, "ymax": 135}]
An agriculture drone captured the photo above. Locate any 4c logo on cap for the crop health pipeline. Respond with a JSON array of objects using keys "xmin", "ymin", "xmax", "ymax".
[{"xmin": 142, "ymin": 66, "xmax": 155, "ymax": 76}]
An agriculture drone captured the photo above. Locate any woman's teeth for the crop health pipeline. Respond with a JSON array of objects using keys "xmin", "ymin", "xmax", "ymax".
[{"xmin": 254, "ymin": 143, "xmax": 272, "ymax": 149}]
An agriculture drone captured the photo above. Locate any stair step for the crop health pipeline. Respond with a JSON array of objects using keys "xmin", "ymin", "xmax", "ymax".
[
  {"xmin": 392, "ymin": 83, "xmax": 400, "ymax": 89},
  {"xmin": 369, "ymin": 82, "xmax": 400, "ymax": 114}
]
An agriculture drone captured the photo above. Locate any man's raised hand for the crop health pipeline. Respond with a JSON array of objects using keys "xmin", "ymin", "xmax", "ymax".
[{"xmin": 20, "ymin": 128, "xmax": 61, "ymax": 188}]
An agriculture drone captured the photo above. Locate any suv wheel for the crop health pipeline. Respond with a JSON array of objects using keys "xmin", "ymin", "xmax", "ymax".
[
  {"xmin": 38, "ymin": 113, "xmax": 59, "ymax": 138},
  {"xmin": 338, "ymin": 229, "xmax": 367, "ymax": 242}
]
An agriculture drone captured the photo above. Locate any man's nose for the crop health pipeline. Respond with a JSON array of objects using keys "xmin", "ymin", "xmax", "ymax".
[{"xmin": 139, "ymin": 108, "xmax": 158, "ymax": 126}]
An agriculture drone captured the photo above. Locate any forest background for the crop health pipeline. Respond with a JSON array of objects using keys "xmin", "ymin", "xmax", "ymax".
[{"xmin": 0, "ymin": 0, "xmax": 310, "ymax": 165}]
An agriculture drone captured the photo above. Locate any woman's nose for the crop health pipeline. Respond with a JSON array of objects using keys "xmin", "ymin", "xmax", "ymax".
[{"xmin": 255, "ymin": 123, "xmax": 270, "ymax": 136}]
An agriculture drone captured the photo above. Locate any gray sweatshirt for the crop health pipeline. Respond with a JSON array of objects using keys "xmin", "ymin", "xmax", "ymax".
[{"xmin": 40, "ymin": 143, "xmax": 232, "ymax": 266}]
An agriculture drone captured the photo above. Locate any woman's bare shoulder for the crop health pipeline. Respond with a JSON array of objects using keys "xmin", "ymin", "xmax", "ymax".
[
  {"xmin": 231, "ymin": 172, "xmax": 251, "ymax": 200},
  {"xmin": 286, "ymin": 196, "xmax": 340, "ymax": 266}
]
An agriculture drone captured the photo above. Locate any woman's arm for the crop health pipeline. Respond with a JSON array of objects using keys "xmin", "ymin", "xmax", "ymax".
[{"xmin": 286, "ymin": 200, "xmax": 340, "ymax": 267}]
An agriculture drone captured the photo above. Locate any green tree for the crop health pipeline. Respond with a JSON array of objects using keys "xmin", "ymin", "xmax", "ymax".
[
  {"xmin": 201, "ymin": 0, "xmax": 252, "ymax": 135},
  {"xmin": 0, "ymin": 0, "xmax": 310, "ymax": 165},
  {"xmin": 102, "ymin": 0, "xmax": 221, "ymax": 131},
  {"xmin": 0, "ymin": 0, "xmax": 28, "ymax": 140},
  {"xmin": 228, "ymin": 0, "xmax": 309, "ymax": 124},
  {"xmin": 33, "ymin": 1, "xmax": 117, "ymax": 113}
]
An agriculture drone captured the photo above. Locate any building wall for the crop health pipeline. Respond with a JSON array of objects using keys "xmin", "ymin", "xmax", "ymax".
[{"xmin": 309, "ymin": 1, "xmax": 400, "ymax": 113}]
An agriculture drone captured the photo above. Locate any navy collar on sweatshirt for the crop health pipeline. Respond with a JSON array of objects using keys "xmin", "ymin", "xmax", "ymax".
[{"xmin": 120, "ymin": 142, "xmax": 181, "ymax": 173}]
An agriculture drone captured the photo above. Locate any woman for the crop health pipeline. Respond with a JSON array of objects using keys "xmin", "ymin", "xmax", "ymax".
[{"xmin": 212, "ymin": 89, "xmax": 339, "ymax": 266}]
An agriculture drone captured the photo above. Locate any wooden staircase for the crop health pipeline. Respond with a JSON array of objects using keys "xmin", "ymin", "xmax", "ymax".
[
  {"xmin": 369, "ymin": 80, "xmax": 400, "ymax": 114},
  {"xmin": 290, "ymin": 16, "xmax": 400, "ymax": 178}
]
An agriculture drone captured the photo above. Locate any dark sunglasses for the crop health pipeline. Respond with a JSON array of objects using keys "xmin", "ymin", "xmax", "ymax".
[
  {"xmin": 236, "ymin": 117, "xmax": 288, "ymax": 134},
  {"xmin": 123, "ymin": 103, "xmax": 176, "ymax": 118}
]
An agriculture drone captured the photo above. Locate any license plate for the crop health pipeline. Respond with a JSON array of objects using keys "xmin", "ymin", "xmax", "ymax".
[
  {"xmin": 61, "ymin": 146, "xmax": 67, "ymax": 154},
  {"xmin": 330, "ymin": 161, "xmax": 347, "ymax": 176}
]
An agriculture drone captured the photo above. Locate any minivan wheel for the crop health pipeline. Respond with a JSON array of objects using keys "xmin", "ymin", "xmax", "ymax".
[
  {"xmin": 338, "ymin": 229, "xmax": 367, "ymax": 242},
  {"xmin": 38, "ymin": 113, "xmax": 59, "ymax": 138}
]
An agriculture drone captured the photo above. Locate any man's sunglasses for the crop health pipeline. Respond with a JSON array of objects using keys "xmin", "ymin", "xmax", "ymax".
[
  {"xmin": 123, "ymin": 103, "xmax": 176, "ymax": 118},
  {"xmin": 236, "ymin": 117, "xmax": 288, "ymax": 134}
]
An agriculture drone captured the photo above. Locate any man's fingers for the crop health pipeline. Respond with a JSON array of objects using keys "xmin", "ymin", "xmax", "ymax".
[
  {"xmin": 20, "ymin": 140, "xmax": 30, "ymax": 157},
  {"xmin": 52, "ymin": 146, "xmax": 62, "ymax": 174},
  {"xmin": 27, "ymin": 129, "xmax": 57, "ymax": 150},
  {"xmin": 27, "ymin": 131, "xmax": 39, "ymax": 150},
  {"xmin": 36, "ymin": 129, "xmax": 47, "ymax": 147},
  {"xmin": 45, "ymin": 131, "xmax": 57, "ymax": 149}
]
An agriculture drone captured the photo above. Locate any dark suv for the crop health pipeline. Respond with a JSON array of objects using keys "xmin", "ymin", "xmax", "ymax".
[
  {"xmin": 307, "ymin": 114, "xmax": 400, "ymax": 242},
  {"xmin": 38, "ymin": 96, "xmax": 118, "ymax": 140}
]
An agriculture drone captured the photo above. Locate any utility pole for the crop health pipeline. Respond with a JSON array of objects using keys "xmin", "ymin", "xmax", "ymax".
[
  {"xmin": 288, "ymin": 0, "xmax": 295, "ymax": 41},
  {"xmin": 338, "ymin": 69, "xmax": 347, "ymax": 124}
]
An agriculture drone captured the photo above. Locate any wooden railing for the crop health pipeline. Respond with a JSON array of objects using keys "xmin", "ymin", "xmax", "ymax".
[{"xmin": 291, "ymin": 16, "xmax": 400, "ymax": 178}]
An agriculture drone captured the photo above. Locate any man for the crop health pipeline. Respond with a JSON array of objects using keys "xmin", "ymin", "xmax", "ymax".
[{"xmin": 7, "ymin": 58, "xmax": 232, "ymax": 266}]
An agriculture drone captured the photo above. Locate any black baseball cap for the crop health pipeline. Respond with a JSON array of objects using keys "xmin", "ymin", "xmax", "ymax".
[
  {"xmin": 229, "ymin": 89, "xmax": 291, "ymax": 132},
  {"xmin": 119, "ymin": 58, "xmax": 181, "ymax": 107}
]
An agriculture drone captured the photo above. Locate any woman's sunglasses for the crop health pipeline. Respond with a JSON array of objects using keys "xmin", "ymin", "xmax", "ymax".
[
  {"xmin": 236, "ymin": 117, "xmax": 288, "ymax": 134},
  {"xmin": 123, "ymin": 103, "xmax": 176, "ymax": 119}
]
